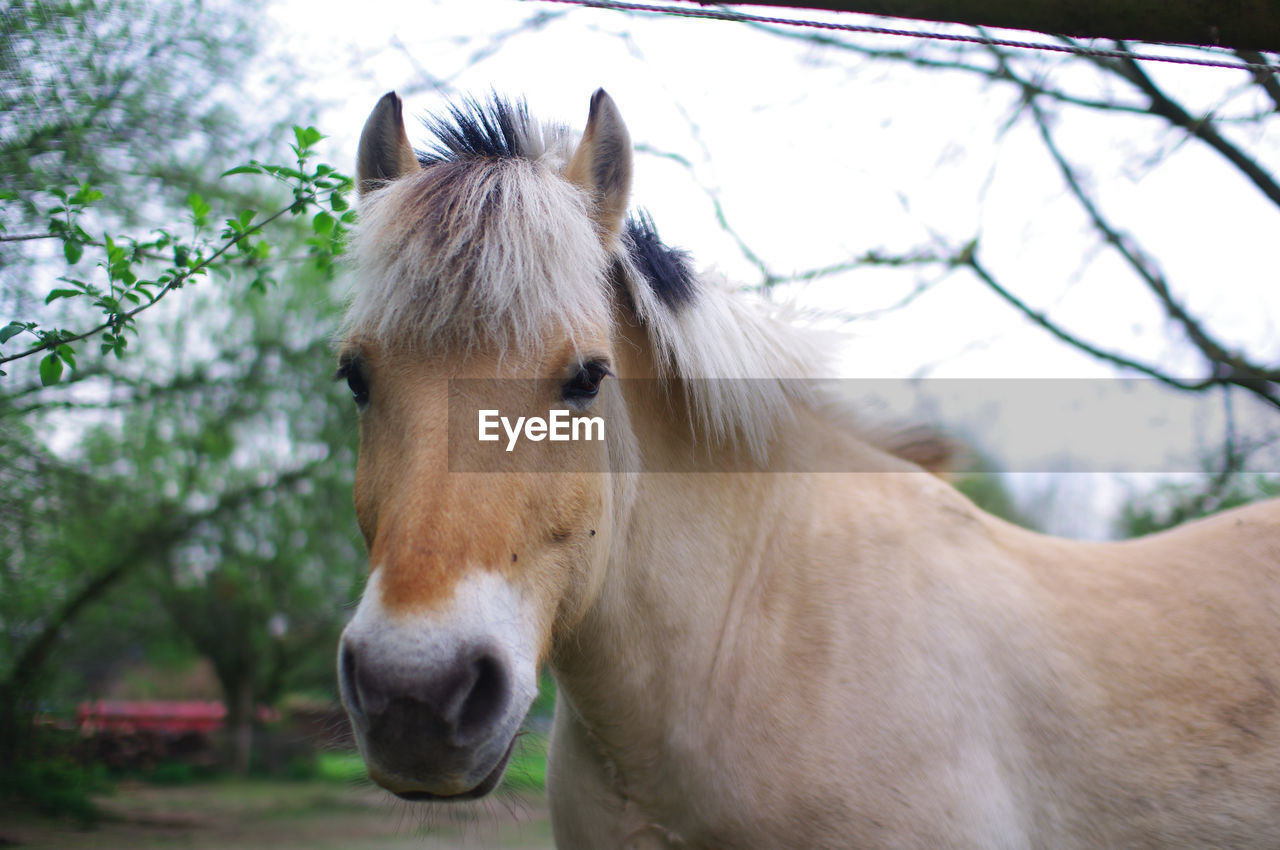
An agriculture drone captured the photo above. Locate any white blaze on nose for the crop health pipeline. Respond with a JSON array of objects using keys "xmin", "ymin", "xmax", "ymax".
[{"xmin": 341, "ymin": 567, "xmax": 541, "ymax": 730}]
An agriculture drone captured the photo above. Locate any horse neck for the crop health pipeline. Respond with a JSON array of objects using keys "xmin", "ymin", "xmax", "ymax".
[{"xmin": 549, "ymin": 322, "xmax": 908, "ymax": 764}]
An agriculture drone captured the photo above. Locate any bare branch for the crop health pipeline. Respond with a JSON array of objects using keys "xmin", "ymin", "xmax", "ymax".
[
  {"xmin": 1012, "ymin": 89, "xmax": 1280, "ymax": 406},
  {"xmin": 1094, "ymin": 44, "xmax": 1280, "ymax": 210},
  {"xmin": 963, "ymin": 249, "xmax": 1280, "ymax": 411},
  {"xmin": 397, "ymin": 9, "xmax": 570, "ymax": 97},
  {"xmin": 1236, "ymin": 50, "xmax": 1280, "ymax": 112},
  {"xmin": 635, "ymin": 141, "xmax": 776, "ymax": 284},
  {"xmin": 960, "ymin": 249, "xmax": 1202, "ymax": 389}
]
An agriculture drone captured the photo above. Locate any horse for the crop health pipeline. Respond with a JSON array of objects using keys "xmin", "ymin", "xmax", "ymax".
[{"xmin": 335, "ymin": 89, "xmax": 1280, "ymax": 848}]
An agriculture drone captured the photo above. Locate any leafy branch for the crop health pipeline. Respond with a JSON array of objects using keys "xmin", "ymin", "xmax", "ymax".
[{"xmin": 0, "ymin": 125, "xmax": 353, "ymax": 383}]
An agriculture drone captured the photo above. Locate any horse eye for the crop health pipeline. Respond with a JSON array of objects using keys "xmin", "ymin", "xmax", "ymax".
[
  {"xmin": 562, "ymin": 360, "xmax": 611, "ymax": 408},
  {"xmin": 337, "ymin": 360, "xmax": 370, "ymax": 408},
  {"xmin": 348, "ymin": 371, "xmax": 370, "ymax": 407}
]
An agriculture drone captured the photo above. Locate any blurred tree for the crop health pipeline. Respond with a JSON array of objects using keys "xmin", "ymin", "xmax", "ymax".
[
  {"xmin": 138, "ymin": 266, "xmax": 363, "ymax": 775},
  {"xmin": 0, "ymin": 0, "xmax": 267, "ymax": 304},
  {"xmin": 0, "ymin": 0, "xmax": 360, "ymax": 792},
  {"xmin": 1119, "ymin": 472, "xmax": 1280, "ymax": 537}
]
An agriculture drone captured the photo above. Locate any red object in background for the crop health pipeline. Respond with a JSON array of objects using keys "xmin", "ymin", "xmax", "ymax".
[{"xmin": 77, "ymin": 701, "xmax": 277, "ymax": 735}]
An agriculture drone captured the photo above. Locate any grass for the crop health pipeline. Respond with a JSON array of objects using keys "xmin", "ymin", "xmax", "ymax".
[
  {"xmin": 0, "ymin": 736, "xmax": 555, "ymax": 848},
  {"xmin": 316, "ymin": 750, "xmax": 368, "ymax": 784},
  {"xmin": 502, "ymin": 734, "xmax": 548, "ymax": 792},
  {"xmin": 315, "ymin": 734, "xmax": 548, "ymax": 792},
  {"xmin": 1, "ymin": 775, "xmax": 553, "ymax": 849}
]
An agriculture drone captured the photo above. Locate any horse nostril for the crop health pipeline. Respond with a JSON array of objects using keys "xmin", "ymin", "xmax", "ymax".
[
  {"xmin": 449, "ymin": 652, "xmax": 510, "ymax": 745},
  {"xmin": 341, "ymin": 640, "xmax": 393, "ymax": 718},
  {"xmin": 338, "ymin": 642, "xmax": 363, "ymax": 715},
  {"xmin": 340, "ymin": 640, "xmax": 512, "ymax": 747}
]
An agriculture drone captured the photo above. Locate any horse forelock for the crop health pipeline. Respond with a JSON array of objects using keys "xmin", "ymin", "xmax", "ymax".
[
  {"xmin": 344, "ymin": 154, "xmax": 612, "ymax": 357},
  {"xmin": 416, "ymin": 94, "xmax": 577, "ymax": 167}
]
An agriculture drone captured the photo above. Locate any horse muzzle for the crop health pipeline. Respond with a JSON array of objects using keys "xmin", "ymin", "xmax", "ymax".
[{"xmin": 336, "ymin": 570, "xmax": 537, "ymax": 799}]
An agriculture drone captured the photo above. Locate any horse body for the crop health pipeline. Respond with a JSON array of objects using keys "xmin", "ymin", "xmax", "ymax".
[
  {"xmin": 336, "ymin": 89, "xmax": 1280, "ymax": 847},
  {"xmin": 548, "ymin": 385, "xmax": 1280, "ymax": 847}
]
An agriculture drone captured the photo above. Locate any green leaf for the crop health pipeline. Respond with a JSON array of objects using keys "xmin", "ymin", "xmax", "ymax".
[
  {"xmin": 0, "ymin": 322, "xmax": 26, "ymax": 344},
  {"xmin": 56, "ymin": 344, "xmax": 76, "ymax": 369},
  {"xmin": 187, "ymin": 192, "xmax": 212, "ymax": 226},
  {"xmin": 63, "ymin": 240, "xmax": 84, "ymax": 264},
  {"xmin": 293, "ymin": 126, "xmax": 324, "ymax": 150},
  {"xmin": 330, "ymin": 192, "xmax": 349, "ymax": 212},
  {"xmin": 312, "ymin": 210, "xmax": 334, "ymax": 235},
  {"xmin": 45, "ymin": 288, "xmax": 81, "ymax": 304},
  {"xmin": 39, "ymin": 352, "xmax": 63, "ymax": 386},
  {"xmin": 221, "ymin": 163, "xmax": 265, "ymax": 178},
  {"xmin": 71, "ymin": 183, "xmax": 103, "ymax": 205},
  {"xmin": 261, "ymin": 164, "xmax": 306, "ymax": 181}
]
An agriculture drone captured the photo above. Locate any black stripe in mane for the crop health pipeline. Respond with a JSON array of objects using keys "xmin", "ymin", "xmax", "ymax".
[
  {"xmin": 626, "ymin": 212, "xmax": 698, "ymax": 311},
  {"xmin": 418, "ymin": 94, "xmax": 530, "ymax": 164}
]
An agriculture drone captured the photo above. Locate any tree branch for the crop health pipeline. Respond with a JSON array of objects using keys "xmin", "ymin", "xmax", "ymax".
[
  {"xmin": 963, "ymin": 249, "xmax": 1280, "ymax": 410},
  {"xmin": 1009, "ymin": 83, "xmax": 1280, "ymax": 408},
  {"xmin": 0, "ymin": 461, "xmax": 327, "ymax": 700},
  {"xmin": 960, "ymin": 249, "xmax": 1201, "ymax": 389},
  {"xmin": 1096, "ymin": 45, "xmax": 1280, "ymax": 210},
  {"xmin": 1236, "ymin": 50, "xmax": 1280, "ymax": 112},
  {"xmin": 0, "ymin": 198, "xmax": 312, "ymax": 368}
]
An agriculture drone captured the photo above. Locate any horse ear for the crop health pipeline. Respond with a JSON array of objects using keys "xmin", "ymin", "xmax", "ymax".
[
  {"xmin": 357, "ymin": 91, "xmax": 421, "ymax": 197},
  {"xmin": 565, "ymin": 89, "xmax": 632, "ymax": 243}
]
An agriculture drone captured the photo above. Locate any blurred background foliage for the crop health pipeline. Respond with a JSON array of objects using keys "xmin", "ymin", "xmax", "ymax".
[{"xmin": 0, "ymin": 0, "xmax": 365, "ymax": 816}]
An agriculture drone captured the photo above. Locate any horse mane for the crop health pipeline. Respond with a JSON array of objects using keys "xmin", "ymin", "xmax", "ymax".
[{"xmin": 343, "ymin": 94, "xmax": 830, "ymax": 459}]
